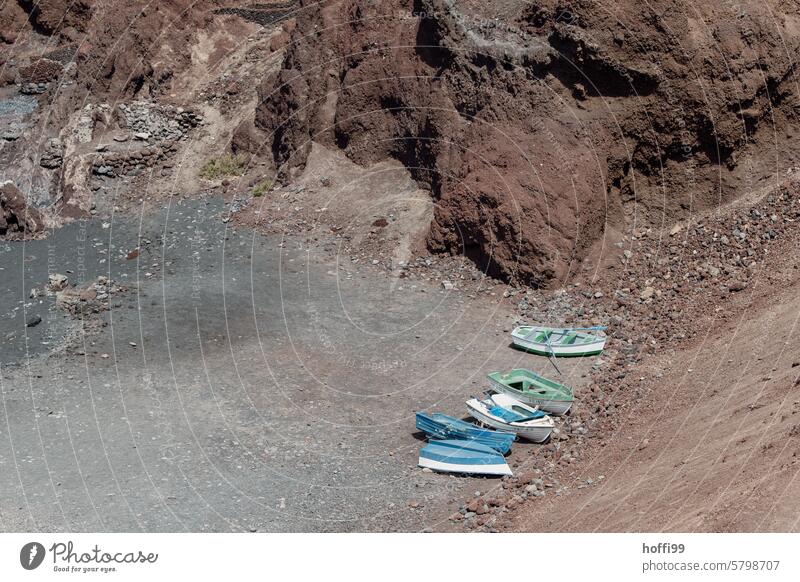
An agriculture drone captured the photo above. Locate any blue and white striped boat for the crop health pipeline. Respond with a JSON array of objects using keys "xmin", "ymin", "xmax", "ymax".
[
  {"xmin": 418, "ymin": 439, "xmax": 512, "ymax": 476},
  {"xmin": 415, "ymin": 412, "xmax": 515, "ymax": 454}
]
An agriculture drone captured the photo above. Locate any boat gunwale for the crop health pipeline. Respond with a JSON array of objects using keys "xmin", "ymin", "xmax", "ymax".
[
  {"xmin": 490, "ymin": 368, "xmax": 567, "ymax": 390},
  {"xmin": 415, "ymin": 412, "xmax": 516, "ymax": 453},
  {"xmin": 465, "ymin": 401, "xmax": 555, "ymax": 442},
  {"xmin": 512, "ymin": 327, "xmax": 606, "ymax": 346},
  {"xmin": 488, "ymin": 370, "xmax": 574, "ymax": 402},
  {"xmin": 510, "ymin": 344, "xmax": 605, "ymax": 357},
  {"xmin": 466, "ymin": 398, "xmax": 555, "ymax": 428},
  {"xmin": 419, "ymin": 439, "xmax": 512, "ymax": 475}
]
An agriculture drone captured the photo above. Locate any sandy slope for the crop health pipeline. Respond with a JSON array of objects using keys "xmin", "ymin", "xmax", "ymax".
[{"xmin": 505, "ymin": 245, "xmax": 800, "ymax": 532}]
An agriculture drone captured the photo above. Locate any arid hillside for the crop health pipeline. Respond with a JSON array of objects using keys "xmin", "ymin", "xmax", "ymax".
[
  {"xmin": 1, "ymin": 0, "xmax": 295, "ymax": 218},
  {"xmin": 2, "ymin": 0, "xmax": 800, "ymax": 534},
  {"xmin": 505, "ymin": 243, "xmax": 800, "ymax": 532},
  {"xmin": 4, "ymin": 1, "xmax": 798, "ymax": 285},
  {"xmin": 256, "ymin": 0, "xmax": 800, "ymax": 285}
]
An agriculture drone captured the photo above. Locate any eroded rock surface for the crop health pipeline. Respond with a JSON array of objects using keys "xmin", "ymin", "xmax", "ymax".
[
  {"xmin": 255, "ymin": 0, "xmax": 800, "ymax": 285},
  {"xmin": 0, "ymin": 182, "xmax": 45, "ymax": 238}
]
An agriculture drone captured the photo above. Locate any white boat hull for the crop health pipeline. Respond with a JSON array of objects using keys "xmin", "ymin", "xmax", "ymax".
[
  {"xmin": 466, "ymin": 401, "xmax": 554, "ymax": 443},
  {"xmin": 417, "ymin": 456, "xmax": 512, "ymax": 476},
  {"xmin": 511, "ymin": 335, "xmax": 606, "ymax": 356},
  {"xmin": 488, "ymin": 378, "xmax": 573, "ymax": 415}
]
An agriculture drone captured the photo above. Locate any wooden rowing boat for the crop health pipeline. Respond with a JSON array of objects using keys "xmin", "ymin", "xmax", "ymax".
[
  {"xmin": 415, "ymin": 412, "xmax": 515, "ymax": 454},
  {"xmin": 418, "ymin": 439, "xmax": 512, "ymax": 476},
  {"xmin": 487, "ymin": 368, "xmax": 574, "ymax": 415},
  {"xmin": 511, "ymin": 325, "xmax": 606, "ymax": 357},
  {"xmin": 465, "ymin": 393, "xmax": 554, "ymax": 442}
]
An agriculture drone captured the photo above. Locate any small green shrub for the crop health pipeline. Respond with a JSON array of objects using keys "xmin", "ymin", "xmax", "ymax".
[
  {"xmin": 251, "ymin": 180, "xmax": 272, "ymax": 197},
  {"xmin": 199, "ymin": 154, "xmax": 247, "ymax": 180}
]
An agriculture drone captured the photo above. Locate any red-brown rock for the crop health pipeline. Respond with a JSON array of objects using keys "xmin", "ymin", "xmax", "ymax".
[{"xmin": 0, "ymin": 183, "xmax": 45, "ymax": 238}]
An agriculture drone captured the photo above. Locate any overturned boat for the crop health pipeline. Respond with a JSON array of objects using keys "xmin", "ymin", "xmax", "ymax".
[
  {"xmin": 415, "ymin": 412, "xmax": 515, "ymax": 454},
  {"xmin": 487, "ymin": 368, "xmax": 574, "ymax": 415},
  {"xmin": 418, "ymin": 439, "xmax": 512, "ymax": 476},
  {"xmin": 511, "ymin": 326, "xmax": 607, "ymax": 357},
  {"xmin": 466, "ymin": 393, "xmax": 554, "ymax": 443}
]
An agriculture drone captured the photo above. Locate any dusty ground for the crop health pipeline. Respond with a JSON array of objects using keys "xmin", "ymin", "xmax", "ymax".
[
  {"xmin": 4, "ymin": 179, "xmax": 799, "ymax": 532},
  {"xmin": 0, "ymin": 196, "xmax": 596, "ymax": 532}
]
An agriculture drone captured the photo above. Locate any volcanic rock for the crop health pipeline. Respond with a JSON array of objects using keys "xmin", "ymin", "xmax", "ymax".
[{"xmin": 0, "ymin": 182, "xmax": 45, "ymax": 238}]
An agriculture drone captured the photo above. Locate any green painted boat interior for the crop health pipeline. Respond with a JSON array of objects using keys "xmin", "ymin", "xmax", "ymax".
[
  {"xmin": 523, "ymin": 327, "xmax": 597, "ymax": 346},
  {"xmin": 489, "ymin": 369, "xmax": 574, "ymax": 402}
]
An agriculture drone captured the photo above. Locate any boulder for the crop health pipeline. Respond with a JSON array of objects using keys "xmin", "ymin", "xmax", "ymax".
[{"xmin": 0, "ymin": 182, "xmax": 45, "ymax": 238}]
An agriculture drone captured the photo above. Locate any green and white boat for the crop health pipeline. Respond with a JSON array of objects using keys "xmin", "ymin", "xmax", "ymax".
[
  {"xmin": 511, "ymin": 325, "xmax": 606, "ymax": 357},
  {"xmin": 487, "ymin": 368, "xmax": 574, "ymax": 415}
]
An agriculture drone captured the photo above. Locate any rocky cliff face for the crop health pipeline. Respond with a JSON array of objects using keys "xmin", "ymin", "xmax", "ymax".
[
  {"xmin": 8, "ymin": 1, "xmax": 224, "ymax": 99},
  {"xmin": 0, "ymin": 182, "xmax": 45, "ymax": 238},
  {"xmin": 0, "ymin": 0, "xmax": 258, "ymax": 219},
  {"xmin": 255, "ymin": 0, "xmax": 800, "ymax": 285},
  {"xmin": 3, "ymin": 0, "xmax": 798, "ymax": 280}
]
